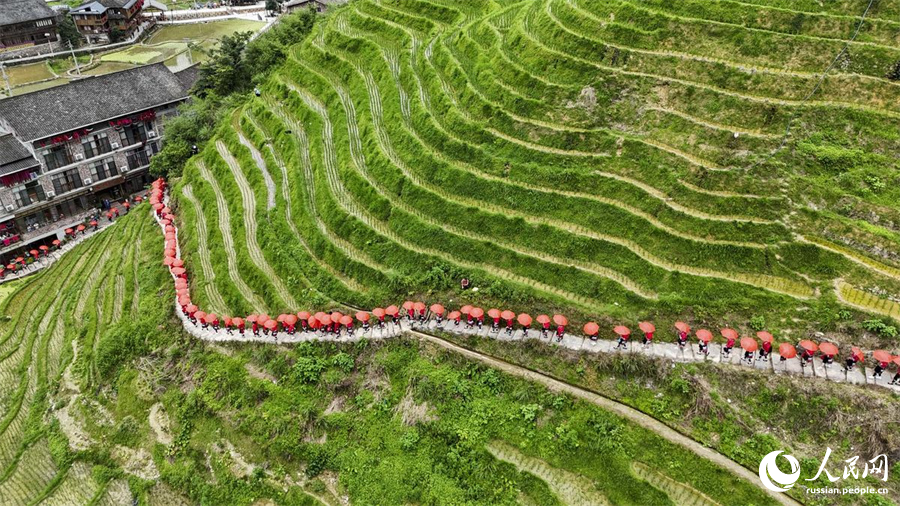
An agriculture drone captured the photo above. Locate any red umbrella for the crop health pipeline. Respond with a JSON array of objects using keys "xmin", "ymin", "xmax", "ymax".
[
  {"xmin": 720, "ymin": 328, "xmax": 738, "ymax": 340},
  {"xmin": 872, "ymin": 350, "xmax": 892, "ymax": 363},
  {"xmin": 6, "ymin": 264, "xmax": 14, "ymax": 270},
  {"xmin": 756, "ymin": 331, "xmax": 774, "ymax": 343},
  {"xmin": 164, "ymin": 248, "xmax": 176, "ymax": 258},
  {"xmin": 308, "ymin": 317, "xmax": 320, "ymax": 330},
  {"xmin": 535, "ymin": 314, "xmax": 550, "ymax": 325},
  {"xmin": 259, "ymin": 314, "xmax": 271, "ymax": 325},
  {"xmin": 205, "ymin": 313, "xmax": 217, "ymax": 324},
  {"xmin": 178, "ymin": 294, "xmax": 191, "ymax": 306},
  {"xmin": 174, "ymin": 279, "xmax": 188, "ymax": 289},
  {"xmin": 246, "ymin": 314, "xmax": 259, "ymax": 323},
  {"xmin": 160, "ymin": 219, "xmax": 171, "ymax": 226},
  {"xmin": 553, "ymin": 314, "xmax": 568, "ymax": 326},
  {"xmin": 851, "ymin": 346, "xmax": 864, "ymax": 362},
  {"xmin": 194, "ymin": 310, "xmax": 206, "ymax": 321},
  {"xmin": 413, "ymin": 301, "xmax": 426, "ymax": 313},
  {"xmin": 488, "ymin": 308, "xmax": 501, "ymax": 320},
  {"xmin": 402, "ymin": 300, "xmax": 414, "ymax": 311},
  {"xmin": 447, "ymin": 310, "xmax": 461, "ymax": 321},
  {"xmin": 314, "ymin": 311, "xmax": 329, "ymax": 324},
  {"xmin": 583, "ymin": 322, "xmax": 599, "ymax": 336},
  {"xmin": 517, "ymin": 313, "xmax": 532, "ymax": 326},
  {"xmin": 500, "ymin": 310, "xmax": 515, "ymax": 321},
  {"xmin": 893, "ymin": 355, "xmax": 900, "ymax": 366},
  {"xmin": 330, "ymin": 312, "xmax": 343, "ymax": 324},
  {"xmin": 52, "ymin": 240, "xmax": 61, "ymax": 246},
  {"xmin": 162, "ymin": 207, "xmax": 171, "ymax": 214},
  {"xmin": 233, "ymin": 317, "xmax": 244, "ymax": 328},
  {"xmin": 163, "ymin": 257, "xmax": 175, "ymax": 266},
  {"xmin": 171, "ymin": 267, "xmax": 186, "ymax": 276},
  {"xmin": 356, "ymin": 311, "xmax": 370, "ymax": 322},
  {"xmin": 298, "ymin": 311, "xmax": 311, "ymax": 320},
  {"xmin": 779, "ymin": 343, "xmax": 797, "ymax": 359},
  {"xmin": 264, "ymin": 319, "xmax": 277, "ymax": 330},
  {"xmin": 798, "ymin": 340, "xmax": 818, "ymax": 353},
  {"xmin": 819, "ymin": 342, "xmax": 839, "ymax": 356},
  {"xmin": 76, "ymin": 225, "xmax": 85, "ymax": 232},
  {"xmin": 372, "ymin": 308, "xmax": 386, "ymax": 318},
  {"xmin": 430, "ymin": 304, "xmax": 444, "ymax": 315},
  {"xmin": 470, "ymin": 307, "xmax": 484, "ymax": 319},
  {"xmin": 639, "ymin": 321, "xmax": 655, "ymax": 334},
  {"xmin": 171, "ymin": 259, "xmax": 184, "ymax": 268},
  {"xmin": 339, "ymin": 315, "xmax": 353, "ymax": 327},
  {"xmin": 284, "ymin": 314, "xmax": 298, "ymax": 326},
  {"xmin": 613, "ymin": 325, "xmax": 630, "ymax": 336},
  {"xmin": 176, "ymin": 287, "xmax": 189, "ymax": 296},
  {"xmin": 385, "ymin": 305, "xmax": 399, "ymax": 317},
  {"xmin": 153, "ymin": 203, "xmax": 164, "ymax": 210},
  {"xmin": 29, "ymin": 249, "xmax": 38, "ymax": 257},
  {"xmin": 740, "ymin": 337, "xmax": 758, "ymax": 352},
  {"xmin": 674, "ymin": 321, "xmax": 690, "ymax": 333},
  {"xmin": 277, "ymin": 314, "xmax": 287, "ymax": 323},
  {"xmin": 696, "ymin": 329, "xmax": 712, "ymax": 342},
  {"xmin": 460, "ymin": 304, "xmax": 473, "ymax": 315},
  {"xmin": 39, "ymin": 245, "xmax": 49, "ymax": 252}
]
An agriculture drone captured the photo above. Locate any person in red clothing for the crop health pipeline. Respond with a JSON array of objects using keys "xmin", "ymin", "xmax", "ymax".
[
  {"xmin": 615, "ymin": 331, "xmax": 630, "ymax": 350},
  {"xmin": 800, "ymin": 347, "xmax": 814, "ymax": 367},
  {"xmin": 759, "ymin": 339, "xmax": 772, "ymax": 361},
  {"xmin": 123, "ymin": 200, "xmax": 131, "ymax": 214},
  {"xmin": 874, "ymin": 360, "xmax": 888, "ymax": 379},
  {"xmin": 677, "ymin": 330, "xmax": 688, "ymax": 348},
  {"xmin": 541, "ymin": 319, "xmax": 551, "ymax": 338},
  {"xmin": 722, "ymin": 336, "xmax": 735, "ymax": 356},
  {"xmin": 555, "ymin": 325, "xmax": 564, "ymax": 342},
  {"xmin": 642, "ymin": 329, "xmax": 653, "ymax": 346}
]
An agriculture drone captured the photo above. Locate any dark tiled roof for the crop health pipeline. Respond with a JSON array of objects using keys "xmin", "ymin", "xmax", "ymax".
[
  {"xmin": 0, "ymin": 134, "xmax": 39, "ymax": 176},
  {"xmin": 174, "ymin": 64, "xmax": 200, "ymax": 93},
  {"xmin": 0, "ymin": 63, "xmax": 189, "ymax": 142},
  {"xmin": 0, "ymin": 0, "xmax": 57, "ymax": 26},
  {"xmin": 72, "ymin": 0, "xmax": 138, "ymax": 14}
]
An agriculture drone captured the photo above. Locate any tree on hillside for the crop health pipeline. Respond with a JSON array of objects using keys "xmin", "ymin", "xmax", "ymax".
[
  {"xmin": 194, "ymin": 31, "xmax": 254, "ymax": 97},
  {"xmin": 57, "ymin": 13, "xmax": 83, "ymax": 48},
  {"xmin": 265, "ymin": 0, "xmax": 282, "ymax": 15}
]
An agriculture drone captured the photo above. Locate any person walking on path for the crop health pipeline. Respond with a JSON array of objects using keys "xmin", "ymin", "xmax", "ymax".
[{"xmin": 614, "ymin": 326, "xmax": 630, "ymax": 350}]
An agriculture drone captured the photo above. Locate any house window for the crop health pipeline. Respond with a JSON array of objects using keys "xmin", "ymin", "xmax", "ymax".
[
  {"xmin": 126, "ymin": 149, "xmax": 149, "ymax": 170},
  {"xmin": 41, "ymin": 145, "xmax": 70, "ymax": 171},
  {"xmin": 13, "ymin": 182, "xmax": 45, "ymax": 207},
  {"xmin": 82, "ymin": 132, "xmax": 112, "ymax": 159},
  {"xmin": 50, "ymin": 169, "xmax": 83, "ymax": 194},
  {"xmin": 119, "ymin": 123, "xmax": 146, "ymax": 146},
  {"xmin": 89, "ymin": 158, "xmax": 118, "ymax": 181}
]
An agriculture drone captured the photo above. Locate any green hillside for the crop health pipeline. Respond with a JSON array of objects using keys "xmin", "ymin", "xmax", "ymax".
[
  {"xmin": 173, "ymin": 0, "xmax": 900, "ymax": 345},
  {"xmin": 4, "ymin": 0, "xmax": 900, "ymax": 504}
]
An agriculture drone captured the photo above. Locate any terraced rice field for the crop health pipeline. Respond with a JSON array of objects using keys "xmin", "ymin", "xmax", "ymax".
[
  {"xmin": 174, "ymin": 0, "xmax": 900, "ymax": 330},
  {"xmin": 0, "ymin": 210, "xmax": 179, "ymax": 505}
]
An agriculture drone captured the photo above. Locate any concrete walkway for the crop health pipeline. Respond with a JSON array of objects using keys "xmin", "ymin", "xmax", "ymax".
[{"xmin": 150, "ymin": 193, "xmax": 900, "ymax": 394}]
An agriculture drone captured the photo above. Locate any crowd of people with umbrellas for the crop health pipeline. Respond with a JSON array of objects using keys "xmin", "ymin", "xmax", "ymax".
[
  {"xmin": 0, "ymin": 196, "xmax": 138, "ymax": 279},
  {"xmin": 148, "ymin": 179, "xmax": 900, "ymax": 387}
]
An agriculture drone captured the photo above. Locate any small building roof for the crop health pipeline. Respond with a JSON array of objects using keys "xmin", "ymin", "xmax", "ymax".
[
  {"xmin": 0, "ymin": 0, "xmax": 57, "ymax": 26},
  {"xmin": 284, "ymin": 0, "xmax": 327, "ymax": 8},
  {"xmin": 71, "ymin": 0, "xmax": 140, "ymax": 15},
  {"xmin": 174, "ymin": 64, "xmax": 200, "ymax": 91},
  {"xmin": 0, "ymin": 63, "xmax": 191, "ymax": 142},
  {"xmin": 143, "ymin": 0, "xmax": 168, "ymax": 11},
  {"xmin": 0, "ymin": 134, "xmax": 40, "ymax": 177}
]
